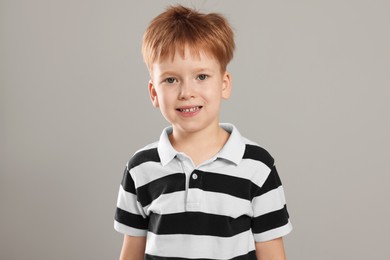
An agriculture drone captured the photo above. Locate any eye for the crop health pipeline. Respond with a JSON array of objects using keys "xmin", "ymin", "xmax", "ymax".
[
  {"xmin": 197, "ymin": 74, "xmax": 208, "ymax": 80},
  {"xmin": 164, "ymin": 77, "xmax": 177, "ymax": 84}
]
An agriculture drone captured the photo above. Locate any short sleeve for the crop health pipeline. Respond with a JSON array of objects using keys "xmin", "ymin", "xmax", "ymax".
[
  {"xmin": 251, "ymin": 165, "xmax": 292, "ymax": 242},
  {"xmin": 114, "ymin": 165, "xmax": 149, "ymax": 236}
]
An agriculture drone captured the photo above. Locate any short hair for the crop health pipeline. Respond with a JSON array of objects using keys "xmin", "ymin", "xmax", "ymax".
[{"xmin": 142, "ymin": 5, "xmax": 235, "ymax": 72}]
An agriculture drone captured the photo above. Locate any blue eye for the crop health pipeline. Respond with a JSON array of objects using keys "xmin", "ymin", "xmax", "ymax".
[{"xmin": 197, "ymin": 74, "xmax": 208, "ymax": 80}]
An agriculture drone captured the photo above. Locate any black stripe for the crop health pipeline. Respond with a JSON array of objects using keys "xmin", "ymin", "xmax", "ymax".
[
  {"xmin": 145, "ymin": 250, "xmax": 257, "ymax": 260},
  {"xmin": 188, "ymin": 170, "xmax": 259, "ymax": 201},
  {"xmin": 251, "ymin": 165, "xmax": 282, "ymax": 197},
  {"xmin": 137, "ymin": 173, "xmax": 185, "ymax": 207},
  {"xmin": 128, "ymin": 148, "xmax": 160, "ymax": 170},
  {"xmin": 121, "ymin": 167, "xmax": 136, "ymax": 194},
  {"xmin": 251, "ymin": 205, "xmax": 289, "ymax": 234},
  {"xmin": 115, "ymin": 207, "xmax": 149, "ymax": 230},
  {"xmin": 243, "ymin": 144, "xmax": 274, "ymax": 168},
  {"xmin": 148, "ymin": 212, "xmax": 251, "ymax": 237}
]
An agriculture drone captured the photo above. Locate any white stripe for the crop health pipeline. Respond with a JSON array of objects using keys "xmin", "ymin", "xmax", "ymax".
[
  {"xmin": 131, "ymin": 161, "xmax": 182, "ymax": 188},
  {"xmin": 205, "ymin": 159, "xmax": 271, "ymax": 187},
  {"xmin": 252, "ymin": 186, "xmax": 286, "ymax": 217},
  {"xmin": 144, "ymin": 191, "xmax": 186, "ymax": 215},
  {"xmin": 200, "ymin": 191, "xmax": 252, "ymax": 218},
  {"xmin": 114, "ymin": 221, "xmax": 147, "ymax": 237},
  {"xmin": 145, "ymin": 230, "xmax": 256, "ymax": 259},
  {"xmin": 117, "ymin": 185, "xmax": 146, "ymax": 217},
  {"xmin": 143, "ymin": 190, "xmax": 252, "ymax": 218},
  {"xmin": 253, "ymin": 221, "xmax": 293, "ymax": 242}
]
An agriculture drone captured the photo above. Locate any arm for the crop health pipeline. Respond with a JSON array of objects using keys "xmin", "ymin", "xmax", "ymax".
[
  {"xmin": 119, "ymin": 235, "xmax": 146, "ymax": 260},
  {"xmin": 255, "ymin": 237, "xmax": 286, "ymax": 260}
]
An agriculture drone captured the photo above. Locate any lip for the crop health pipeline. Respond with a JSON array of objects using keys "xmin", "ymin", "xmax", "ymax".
[{"xmin": 176, "ymin": 106, "xmax": 203, "ymax": 117}]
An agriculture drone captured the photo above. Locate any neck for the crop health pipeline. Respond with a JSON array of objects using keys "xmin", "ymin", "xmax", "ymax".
[{"xmin": 169, "ymin": 124, "xmax": 230, "ymax": 166}]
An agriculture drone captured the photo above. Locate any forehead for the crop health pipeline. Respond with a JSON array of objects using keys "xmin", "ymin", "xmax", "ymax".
[
  {"xmin": 151, "ymin": 47, "xmax": 221, "ymax": 73},
  {"xmin": 153, "ymin": 51, "xmax": 217, "ymax": 72},
  {"xmin": 164, "ymin": 45, "xmax": 214, "ymax": 62}
]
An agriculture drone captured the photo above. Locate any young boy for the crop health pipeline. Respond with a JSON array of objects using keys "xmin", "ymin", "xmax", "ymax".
[{"xmin": 114, "ymin": 5, "xmax": 292, "ymax": 260}]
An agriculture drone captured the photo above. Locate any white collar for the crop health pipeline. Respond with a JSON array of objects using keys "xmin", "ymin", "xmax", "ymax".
[{"xmin": 157, "ymin": 123, "xmax": 246, "ymax": 166}]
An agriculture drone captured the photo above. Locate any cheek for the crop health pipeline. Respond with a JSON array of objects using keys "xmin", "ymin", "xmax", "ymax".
[
  {"xmin": 156, "ymin": 91, "xmax": 174, "ymax": 107},
  {"xmin": 204, "ymin": 87, "xmax": 224, "ymax": 100}
]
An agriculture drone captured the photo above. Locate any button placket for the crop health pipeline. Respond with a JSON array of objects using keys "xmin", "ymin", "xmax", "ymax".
[
  {"xmin": 187, "ymin": 170, "xmax": 203, "ymax": 211},
  {"xmin": 189, "ymin": 170, "xmax": 202, "ymax": 189},
  {"xmin": 176, "ymin": 153, "xmax": 194, "ymax": 190},
  {"xmin": 176, "ymin": 153, "xmax": 203, "ymax": 211}
]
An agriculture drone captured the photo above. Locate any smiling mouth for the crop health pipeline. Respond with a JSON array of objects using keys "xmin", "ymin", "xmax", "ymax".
[{"xmin": 176, "ymin": 106, "xmax": 203, "ymax": 113}]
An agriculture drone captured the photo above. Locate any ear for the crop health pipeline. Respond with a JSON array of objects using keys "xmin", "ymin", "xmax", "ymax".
[
  {"xmin": 221, "ymin": 71, "xmax": 232, "ymax": 100},
  {"xmin": 148, "ymin": 80, "xmax": 159, "ymax": 108}
]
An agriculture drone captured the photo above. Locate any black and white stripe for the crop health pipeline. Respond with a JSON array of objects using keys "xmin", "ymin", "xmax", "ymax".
[{"xmin": 114, "ymin": 124, "xmax": 292, "ymax": 260}]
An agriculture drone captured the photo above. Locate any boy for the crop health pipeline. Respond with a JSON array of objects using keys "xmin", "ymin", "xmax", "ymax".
[{"xmin": 114, "ymin": 5, "xmax": 292, "ymax": 260}]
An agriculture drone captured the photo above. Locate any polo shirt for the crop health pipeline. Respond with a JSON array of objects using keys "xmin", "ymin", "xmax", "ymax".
[{"xmin": 114, "ymin": 123, "xmax": 292, "ymax": 260}]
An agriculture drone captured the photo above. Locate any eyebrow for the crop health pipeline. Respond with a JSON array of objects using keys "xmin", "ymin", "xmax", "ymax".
[
  {"xmin": 158, "ymin": 71, "xmax": 178, "ymax": 78},
  {"xmin": 193, "ymin": 67, "xmax": 213, "ymax": 73},
  {"xmin": 157, "ymin": 67, "xmax": 214, "ymax": 77}
]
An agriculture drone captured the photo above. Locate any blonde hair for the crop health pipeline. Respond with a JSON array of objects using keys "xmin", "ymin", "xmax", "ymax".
[{"xmin": 142, "ymin": 5, "xmax": 235, "ymax": 72}]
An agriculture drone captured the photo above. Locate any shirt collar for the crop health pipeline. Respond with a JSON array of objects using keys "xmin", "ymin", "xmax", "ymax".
[
  {"xmin": 217, "ymin": 123, "xmax": 246, "ymax": 165},
  {"xmin": 157, "ymin": 123, "xmax": 246, "ymax": 166},
  {"xmin": 157, "ymin": 126, "xmax": 178, "ymax": 166}
]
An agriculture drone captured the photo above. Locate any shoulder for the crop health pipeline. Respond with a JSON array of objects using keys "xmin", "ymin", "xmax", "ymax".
[
  {"xmin": 126, "ymin": 141, "xmax": 160, "ymax": 171},
  {"xmin": 241, "ymin": 137, "xmax": 275, "ymax": 169}
]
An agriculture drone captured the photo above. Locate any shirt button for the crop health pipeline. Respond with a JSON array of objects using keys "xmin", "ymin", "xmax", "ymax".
[{"xmin": 192, "ymin": 173, "xmax": 198, "ymax": 180}]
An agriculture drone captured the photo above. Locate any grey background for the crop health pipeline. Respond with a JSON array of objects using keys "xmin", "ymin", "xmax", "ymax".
[{"xmin": 1, "ymin": 0, "xmax": 389, "ymax": 259}]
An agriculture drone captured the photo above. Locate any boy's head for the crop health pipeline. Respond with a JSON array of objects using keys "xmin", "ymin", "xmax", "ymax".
[{"xmin": 142, "ymin": 5, "xmax": 235, "ymax": 73}]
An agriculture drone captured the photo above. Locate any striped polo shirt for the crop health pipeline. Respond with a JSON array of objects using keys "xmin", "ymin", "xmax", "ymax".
[{"xmin": 114, "ymin": 123, "xmax": 292, "ymax": 260}]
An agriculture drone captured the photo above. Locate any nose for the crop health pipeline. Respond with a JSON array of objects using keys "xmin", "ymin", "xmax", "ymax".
[{"xmin": 178, "ymin": 80, "xmax": 195, "ymax": 100}]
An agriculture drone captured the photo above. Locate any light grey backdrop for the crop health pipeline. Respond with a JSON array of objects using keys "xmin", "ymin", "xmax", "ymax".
[{"xmin": 1, "ymin": 0, "xmax": 389, "ymax": 259}]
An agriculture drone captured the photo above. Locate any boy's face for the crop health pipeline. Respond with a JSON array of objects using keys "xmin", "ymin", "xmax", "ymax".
[{"xmin": 149, "ymin": 47, "xmax": 232, "ymax": 136}]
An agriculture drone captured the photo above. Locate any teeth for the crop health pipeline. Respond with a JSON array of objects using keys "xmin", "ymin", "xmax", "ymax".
[{"xmin": 180, "ymin": 106, "xmax": 200, "ymax": 113}]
